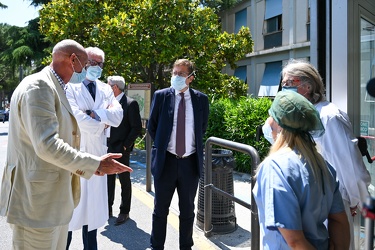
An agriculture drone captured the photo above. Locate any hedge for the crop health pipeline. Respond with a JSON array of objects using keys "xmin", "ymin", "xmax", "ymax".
[{"xmin": 204, "ymin": 96, "xmax": 273, "ymax": 173}]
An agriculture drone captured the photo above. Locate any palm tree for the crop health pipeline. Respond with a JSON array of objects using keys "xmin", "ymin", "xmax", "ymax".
[{"xmin": 0, "ymin": 20, "xmax": 51, "ymax": 97}]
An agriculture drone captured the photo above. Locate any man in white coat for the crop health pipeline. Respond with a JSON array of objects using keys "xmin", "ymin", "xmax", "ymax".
[
  {"xmin": 281, "ymin": 59, "xmax": 371, "ymax": 250},
  {"xmin": 65, "ymin": 46, "xmax": 123, "ymax": 249}
]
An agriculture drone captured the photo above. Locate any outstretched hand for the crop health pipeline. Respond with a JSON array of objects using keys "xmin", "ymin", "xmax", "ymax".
[{"xmin": 95, "ymin": 153, "xmax": 133, "ymax": 176}]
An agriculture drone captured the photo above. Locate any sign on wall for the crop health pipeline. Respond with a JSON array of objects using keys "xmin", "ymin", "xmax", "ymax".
[
  {"xmin": 361, "ymin": 120, "xmax": 369, "ymax": 136},
  {"xmin": 127, "ymin": 83, "xmax": 152, "ymax": 120}
]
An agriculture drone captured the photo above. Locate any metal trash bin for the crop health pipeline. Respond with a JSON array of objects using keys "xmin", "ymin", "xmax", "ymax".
[{"xmin": 196, "ymin": 149, "xmax": 237, "ymax": 234}]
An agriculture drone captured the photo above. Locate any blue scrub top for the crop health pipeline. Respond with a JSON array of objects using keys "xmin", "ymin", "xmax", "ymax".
[{"xmin": 253, "ymin": 149, "xmax": 344, "ymax": 249}]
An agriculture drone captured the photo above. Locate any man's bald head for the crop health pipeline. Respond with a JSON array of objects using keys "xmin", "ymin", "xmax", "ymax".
[
  {"xmin": 50, "ymin": 39, "xmax": 88, "ymax": 84},
  {"xmin": 52, "ymin": 39, "xmax": 87, "ymax": 62}
]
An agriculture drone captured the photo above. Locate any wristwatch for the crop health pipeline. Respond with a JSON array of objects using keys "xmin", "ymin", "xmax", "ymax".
[{"xmin": 85, "ymin": 110, "xmax": 92, "ymax": 116}]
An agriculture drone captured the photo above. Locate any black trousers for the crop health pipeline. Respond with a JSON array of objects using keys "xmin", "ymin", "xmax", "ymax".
[
  {"xmin": 150, "ymin": 152, "xmax": 199, "ymax": 250},
  {"xmin": 66, "ymin": 226, "xmax": 97, "ymax": 250},
  {"xmin": 107, "ymin": 151, "xmax": 131, "ymax": 214}
]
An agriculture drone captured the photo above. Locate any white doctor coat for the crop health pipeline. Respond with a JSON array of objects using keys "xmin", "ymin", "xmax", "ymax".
[
  {"xmin": 66, "ymin": 79, "xmax": 123, "ymax": 231},
  {"xmin": 314, "ymin": 100, "xmax": 371, "ymax": 208}
]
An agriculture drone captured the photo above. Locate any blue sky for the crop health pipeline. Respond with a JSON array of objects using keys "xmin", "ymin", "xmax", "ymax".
[{"xmin": 0, "ymin": 0, "xmax": 41, "ymax": 27}]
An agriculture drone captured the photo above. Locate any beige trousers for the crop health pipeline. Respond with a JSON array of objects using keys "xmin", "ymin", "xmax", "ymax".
[{"xmin": 11, "ymin": 224, "xmax": 68, "ymax": 250}]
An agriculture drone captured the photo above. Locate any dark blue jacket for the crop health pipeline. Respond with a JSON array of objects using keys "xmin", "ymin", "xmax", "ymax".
[{"xmin": 147, "ymin": 87, "xmax": 209, "ymax": 180}]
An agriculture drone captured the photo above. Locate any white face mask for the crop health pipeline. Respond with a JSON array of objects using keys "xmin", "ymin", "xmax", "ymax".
[
  {"xmin": 262, "ymin": 122, "xmax": 274, "ymax": 144},
  {"xmin": 86, "ymin": 66, "xmax": 103, "ymax": 81},
  {"xmin": 171, "ymin": 75, "xmax": 188, "ymax": 91}
]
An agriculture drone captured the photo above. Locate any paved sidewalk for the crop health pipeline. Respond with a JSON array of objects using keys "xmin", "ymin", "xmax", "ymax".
[
  {"xmin": 67, "ymin": 149, "xmax": 252, "ymax": 249},
  {"xmin": 127, "ymin": 149, "xmax": 252, "ymax": 250}
]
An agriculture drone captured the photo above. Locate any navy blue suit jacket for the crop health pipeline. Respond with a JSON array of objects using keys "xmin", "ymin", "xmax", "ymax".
[{"xmin": 147, "ymin": 87, "xmax": 209, "ymax": 180}]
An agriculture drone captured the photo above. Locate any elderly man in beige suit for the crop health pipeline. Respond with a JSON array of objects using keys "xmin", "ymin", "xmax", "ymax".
[{"xmin": 0, "ymin": 39, "xmax": 132, "ymax": 250}]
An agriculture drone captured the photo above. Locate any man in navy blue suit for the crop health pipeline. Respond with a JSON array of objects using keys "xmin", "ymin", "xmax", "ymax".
[{"xmin": 147, "ymin": 59, "xmax": 209, "ymax": 250}]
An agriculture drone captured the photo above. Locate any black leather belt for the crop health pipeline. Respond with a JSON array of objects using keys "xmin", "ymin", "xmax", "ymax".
[{"xmin": 167, "ymin": 151, "xmax": 195, "ymax": 159}]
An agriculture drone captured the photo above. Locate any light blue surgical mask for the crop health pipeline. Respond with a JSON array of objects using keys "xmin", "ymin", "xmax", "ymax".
[
  {"xmin": 86, "ymin": 65, "xmax": 103, "ymax": 81},
  {"xmin": 69, "ymin": 56, "xmax": 86, "ymax": 84},
  {"xmin": 171, "ymin": 75, "xmax": 188, "ymax": 91},
  {"xmin": 282, "ymin": 85, "xmax": 298, "ymax": 92},
  {"xmin": 69, "ymin": 68, "xmax": 86, "ymax": 84},
  {"xmin": 262, "ymin": 122, "xmax": 274, "ymax": 144}
]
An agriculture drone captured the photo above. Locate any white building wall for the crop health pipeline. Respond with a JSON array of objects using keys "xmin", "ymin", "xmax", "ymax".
[
  {"xmin": 331, "ymin": 0, "xmax": 349, "ymax": 113},
  {"xmin": 220, "ymin": 0, "xmax": 310, "ymax": 96},
  {"xmin": 295, "ymin": 0, "xmax": 308, "ymax": 43},
  {"xmin": 283, "ymin": 0, "xmax": 293, "ymax": 46},
  {"xmin": 254, "ymin": 0, "xmax": 265, "ymax": 51}
]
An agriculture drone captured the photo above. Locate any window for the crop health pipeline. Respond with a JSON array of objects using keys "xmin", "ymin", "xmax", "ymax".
[
  {"xmin": 263, "ymin": 0, "xmax": 282, "ymax": 48},
  {"xmin": 265, "ymin": 0, "xmax": 282, "ymax": 20},
  {"xmin": 307, "ymin": 0, "xmax": 311, "ymax": 40},
  {"xmin": 235, "ymin": 9, "xmax": 247, "ymax": 33},
  {"xmin": 258, "ymin": 61, "xmax": 282, "ymax": 97},
  {"xmin": 234, "ymin": 66, "xmax": 247, "ymax": 83},
  {"xmin": 264, "ymin": 16, "xmax": 282, "ymax": 49},
  {"xmin": 265, "ymin": 15, "xmax": 282, "ymax": 34}
]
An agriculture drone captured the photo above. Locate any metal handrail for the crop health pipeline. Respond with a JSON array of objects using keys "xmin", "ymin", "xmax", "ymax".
[{"xmin": 204, "ymin": 136, "xmax": 260, "ymax": 250}]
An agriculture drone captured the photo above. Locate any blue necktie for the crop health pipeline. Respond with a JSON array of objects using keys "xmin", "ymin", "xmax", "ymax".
[{"xmin": 87, "ymin": 82, "xmax": 95, "ymax": 101}]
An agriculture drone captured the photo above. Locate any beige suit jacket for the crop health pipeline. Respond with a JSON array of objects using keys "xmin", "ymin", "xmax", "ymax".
[{"xmin": 0, "ymin": 67, "xmax": 101, "ymax": 228}]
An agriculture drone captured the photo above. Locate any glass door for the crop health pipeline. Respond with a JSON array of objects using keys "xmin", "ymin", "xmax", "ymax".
[
  {"xmin": 359, "ymin": 16, "xmax": 375, "ymax": 250},
  {"xmin": 360, "ymin": 18, "xmax": 375, "ymax": 196}
]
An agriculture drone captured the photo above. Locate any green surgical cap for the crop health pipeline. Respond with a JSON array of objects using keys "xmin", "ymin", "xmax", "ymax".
[{"xmin": 269, "ymin": 91, "xmax": 325, "ymax": 137}]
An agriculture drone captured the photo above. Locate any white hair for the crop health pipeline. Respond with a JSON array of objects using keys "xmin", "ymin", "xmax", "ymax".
[
  {"xmin": 107, "ymin": 75, "xmax": 125, "ymax": 90},
  {"xmin": 85, "ymin": 47, "xmax": 105, "ymax": 62}
]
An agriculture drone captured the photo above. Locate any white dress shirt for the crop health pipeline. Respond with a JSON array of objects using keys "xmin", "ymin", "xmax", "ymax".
[{"xmin": 167, "ymin": 89, "xmax": 196, "ymax": 157}]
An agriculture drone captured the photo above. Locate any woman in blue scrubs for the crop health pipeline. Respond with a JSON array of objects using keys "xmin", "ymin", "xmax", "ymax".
[{"xmin": 254, "ymin": 91, "xmax": 350, "ymax": 249}]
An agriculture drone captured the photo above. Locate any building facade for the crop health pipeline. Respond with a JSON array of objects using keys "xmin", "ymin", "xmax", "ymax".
[{"xmin": 220, "ymin": 0, "xmax": 311, "ymax": 97}]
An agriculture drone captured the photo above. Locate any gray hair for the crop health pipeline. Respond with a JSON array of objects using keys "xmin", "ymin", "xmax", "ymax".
[
  {"xmin": 85, "ymin": 47, "xmax": 105, "ymax": 62},
  {"xmin": 282, "ymin": 59, "xmax": 325, "ymax": 104},
  {"xmin": 108, "ymin": 75, "xmax": 125, "ymax": 91}
]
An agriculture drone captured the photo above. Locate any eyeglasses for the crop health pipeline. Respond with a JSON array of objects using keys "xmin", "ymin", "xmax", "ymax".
[
  {"xmin": 172, "ymin": 71, "xmax": 194, "ymax": 78},
  {"xmin": 281, "ymin": 78, "xmax": 300, "ymax": 87},
  {"xmin": 86, "ymin": 59, "xmax": 104, "ymax": 68}
]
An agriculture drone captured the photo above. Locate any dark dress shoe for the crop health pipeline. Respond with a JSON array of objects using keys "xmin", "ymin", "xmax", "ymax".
[{"xmin": 115, "ymin": 213, "xmax": 129, "ymax": 225}]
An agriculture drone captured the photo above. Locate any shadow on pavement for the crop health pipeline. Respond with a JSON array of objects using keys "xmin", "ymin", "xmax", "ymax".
[
  {"xmin": 101, "ymin": 218, "xmax": 151, "ymax": 249},
  {"xmin": 207, "ymin": 225, "xmax": 252, "ymax": 249}
]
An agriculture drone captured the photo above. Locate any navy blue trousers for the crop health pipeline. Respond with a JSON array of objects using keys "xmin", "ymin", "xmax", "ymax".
[
  {"xmin": 66, "ymin": 225, "xmax": 97, "ymax": 250},
  {"xmin": 150, "ymin": 152, "xmax": 199, "ymax": 250}
]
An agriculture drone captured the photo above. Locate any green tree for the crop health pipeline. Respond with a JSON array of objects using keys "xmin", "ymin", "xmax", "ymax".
[
  {"xmin": 39, "ymin": 0, "xmax": 253, "ymax": 99},
  {"xmin": 0, "ymin": 20, "xmax": 51, "ymax": 94},
  {"xmin": 0, "ymin": 0, "xmax": 50, "ymax": 106},
  {"xmin": 199, "ymin": 0, "xmax": 242, "ymax": 12}
]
